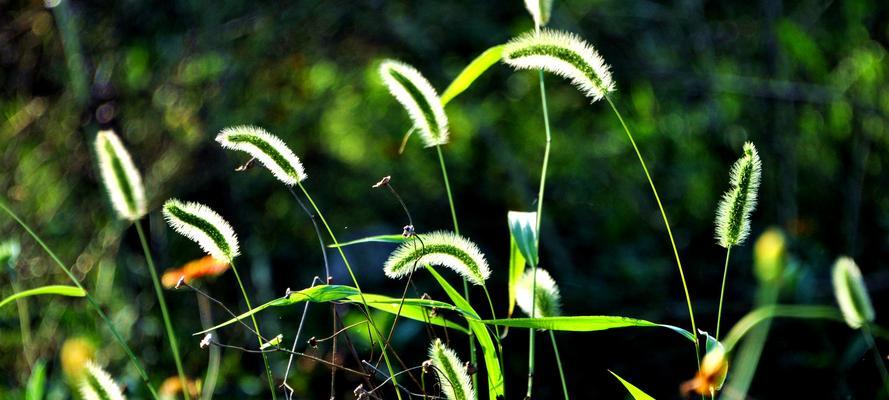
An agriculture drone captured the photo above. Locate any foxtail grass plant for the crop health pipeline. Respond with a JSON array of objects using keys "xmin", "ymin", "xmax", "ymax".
[
  {"xmin": 94, "ymin": 129, "xmax": 190, "ymax": 400},
  {"xmin": 0, "ymin": 198, "xmax": 159, "ymax": 399},
  {"xmin": 428, "ymin": 338, "xmax": 475, "ymax": 400},
  {"xmin": 161, "ymin": 199, "xmax": 277, "ymax": 399},
  {"xmin": 379, "ymin": 59, "xmax": 482, "ymax": 393},
  {"xmin": 80, "ymin": 361, "xmax": 126, "ymax": 400},
  {"xmin": 215, "ymin": 125, "xmax": 402, "ymax": 398},
  {"xmin": 714, "ymin": 142, "xmax": 761, "ymax": 339}
]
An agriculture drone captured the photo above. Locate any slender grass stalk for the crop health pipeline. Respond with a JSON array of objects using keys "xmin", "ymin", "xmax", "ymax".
[
  {"xmin": 196, "ymin": 295, "xmax": 220, "ymax": 400},
  {"xmin": 605, "ymin": 96, "xmax": 700, "ymax": 361},
  {"xmin": 134, "ymin": 220, "xmax": 190, "ymax": 400},
  {"xmin": 434, "ymin": 144, "xmax": 478, "ymax": 391},
  {"xmin": 548, "ymin": 331, "xmax": 569, "ymax": 400},
  {"xmin": 526, "ymin": 265, "xmax": 537, "ymax": 399},
  {"xmin": 295, "ymin": 181, "xmax": 403, "ymax": 400},
  {"xmin": 0, "ymin": 200, "xmax": 160, "ymax": 399},
  {"xmin": 715, "ymin": 246, "xmax": 732, "ymax": 339},
  {"xmin": 228, "ymin": 259, "xmax": 276, "ymax": 399}
]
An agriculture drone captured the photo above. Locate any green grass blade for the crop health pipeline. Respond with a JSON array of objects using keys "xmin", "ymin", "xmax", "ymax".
[
  {"xmin": 722, "ymin": 305, "xmax": 842, "ymax": 351},
  {"xmin": 508, "ymin": 211, "xmax": 539, "ymax": 266},
  {"xmin": 0, "ymin": 285, "xmax": 86, "ymax": 309},
  {"xmin": 326, "ymin": 234, "xmax": 406, "ymax": 248},
  {"xmin": 507, "ymin": 235, "xmax": 526, "ymax": 318},
  {"xmin": 427, "ymin": 265, "xmax": 504, "ymax": 400},
  {"xmin": 609, "ymin": 370, "xmax": 655, "ymax": 400},
  {"xmin": 441, "ymin": 45, "xmax": 505, "ymax": 105},
  {"xmin": 481, "ymin": 316, "xmax": 694, "ymax": 341},
  {"xmin": 25, "ymin": 359, "xmax": 46, "ymax": 400}
]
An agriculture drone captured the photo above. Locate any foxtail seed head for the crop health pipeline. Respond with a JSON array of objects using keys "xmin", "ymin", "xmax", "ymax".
[
  {"xmin": 80, "ymin": 361, "xmax": 126, "ymax": 400},
  {"xmin": 428, "ymin": 338, "xmax": 475, "ymax": 400},
  {"xmin": 379, "ymin": 60, "xmax": 449, "ymax": 147},
  {"xmin": 524, "ymin": 0, "xmax": 554, "ymax": 28},
  {"xmin": 516, "ymin": 267, "xmax": 561, "ymax": 318},
  {"xmin": 384, "ymin": 231, "xmax": 490, "ymax": 285},
  {"xmin": 95, "ymin": 129, "xmax": 147, "ymax": 221},
  {"xmin": 832, "ymin": 256, "xmax": 875, "ymax": 329},
  {"xmin": 502, "ymin": 29, "xmax": 615, "ymax": 102},
  {"xmin": 162, "ymin": 199, "xmax": 240, "ymax": 263},
  {"xmin": 715, "ymin": 142, "xmax": 762, "ymax": 248},
  {"xmin": 216, "ymin": 125, "xmax": 307, "ymax": 186}
]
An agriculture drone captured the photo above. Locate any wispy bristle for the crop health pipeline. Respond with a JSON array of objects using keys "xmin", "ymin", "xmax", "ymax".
[
  {"xmin": 502, "ymin": 29, "xmax": 615, "ymax": 102},
  {"xmin": 162, "ymin": 199, "xmax": 240, "ymax": 262},
  {"xmin": 428, "ymin": 338, "xmax": 475, "ymax": 400},
  {"xmin": 95, "ymin": 129, "xmax": 147, "ymax": 221},
  {"xmin": 80, "ymin": 361, "xmax": 126, "ymax": 400},
  {"xmin": 216, "ymin": 125, "xmax": 307, "ymax": 186},
  {"xmin": 516, "ymin": 267, "xmax": 561, "ymax": 318},
  {"xmin": 384, "ymin": 231, "xmax": 490, "ymax": 285},
  {"xmin": 832, "ymin": 256, "xmax": 875, "ymax": 329},
  {"xmin": 379, "ymin": 60, "xmax": 450, "ymax": 147},
  {"xmin": 715, "ymin": 142, "xmax": 762, "ymax": 248}
]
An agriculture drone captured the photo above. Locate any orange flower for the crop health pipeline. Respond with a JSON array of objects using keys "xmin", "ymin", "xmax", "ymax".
[
  {"xmin": 159, "ymin": 376, "xmax": 201, "ymax": 399},
  {"xmin": 161, "ymin": 255, "xmax": 230, "ymax": 288},
  {"xmin": 681, "ymin": 346, "xmax": 729, "ymax": 396}
]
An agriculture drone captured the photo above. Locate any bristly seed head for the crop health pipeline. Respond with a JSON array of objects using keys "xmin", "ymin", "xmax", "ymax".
[
  {"xmin": 524, "ymin": 0, "xmax": 554, "ymax": 28},
  {"xmin": 95, "ymin": 129, "xmax": 147, "ymax": 221},
  {"xmin": 502, "ymin": 29, "xmax": 615, "ymax": 102},
  {"xmin": 216, "ymin": 125, "xmax": 307, "ymax": 186},
  {"xmin": 715, "ymin": 142, "xmax": 762, "ymax": 248},
  {"xmin": 379, "ymin": 60, "xmax": 450, "ymax": 148},
  {"xmin": 832, "ymin": 256, "xmax": 875, "ymax": 329},
  {"xmin": 428, "ymin": 338, "xmax": 475, "ymax": 400},
  {"xmin": 515, "ymin": 268, "xmax": 562, "ymax": 318},
  {"xmin": 80, "ymin": 361, "xmax": 126, "ymax": 400},
  {"xmin": 383, "ymin": 231, "xmax": 490, "ymax": 285},
  {"xmin": 162, "ymin": 199, "xmax": 240, "ymax": 263}
]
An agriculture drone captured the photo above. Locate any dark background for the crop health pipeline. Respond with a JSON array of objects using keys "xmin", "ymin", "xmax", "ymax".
[{"xmin": 2, "ymin": 0, "xmax": 889, "ymax": 398}]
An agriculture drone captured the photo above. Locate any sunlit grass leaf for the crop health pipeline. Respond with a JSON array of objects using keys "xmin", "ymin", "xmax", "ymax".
[
  {"xmin": 609, "ymin": 370, "xmax": 655, "ymax": 400},
  {"xmin": 380, "ymin": 60, "xmax": 449, "ymax": 147},
  {"xmin": 516, "ymin": 268, "xmax": 561, "ymax": 318},
  {"xmin": 326, "ymin": 233, "xmax": 407, "ymax": 248},
  {"xmin": 25, "ymin": 359, "xmax": 46, "ymax": 400},
  {"xmin": 507, "ymin": 235, "xmax": 526, "ymax": 319},
  {"xmin": 502, "ymin": 29, "xmax": 614, "ymax": 102},
  {"xmin": 426, "ymin": 265, "xmax": 504, "ymax": 400},
  {"xmin": 440, "ymin": 45, "xmax": 506, "ymax": 105},
  {"xmin": 480, "ymin": 316, "xmax": 694, "ymax": 341},
  {"xmin": 162, "ymin": 199, "xmax": 240, "ymax": 263},
  {"xmin": 80, "ymin": 361, "xmax": 126, "ymax": 400},
  {"xmin": 508, "ymin": 211, "xmax": 538, "ymax": 265},
  {"xmin": 216, "ymin": 125, "xmax": 307, "ymax": 186},
  {"xmin": 95, "ymin": 129, "xmax": 147, "ymax": 221},
  {"xmin": 0, "ymin": 285, "xmax": 86, "ymax": 309},
  {"xmin": 715, "ymin": 142, "xmax": 761, "ymax": 248},
  {"xmin": 0, "ymin": 239, "xmax": 21, "ymax": 266},
  {"xmin": 721, "ymin": 305, "xmax": 841, "ymax": 351},
  {"xmin": 384, "ymin": 231, "xmax": 490, "ymax": 285},
  {"xmin": 832, "ymin": 257, "xmax": 875, "ymax": 329},
  {"xmin": 524, "ymin": 0, "xmax": 554, "ymax": 28},
  {"xmin": 429, "ymin": 338, "xmax": 475, "ymax": 400},
  {"xmin": 195, "ymin": 284, "xmax": 469, "ymax": 335}
]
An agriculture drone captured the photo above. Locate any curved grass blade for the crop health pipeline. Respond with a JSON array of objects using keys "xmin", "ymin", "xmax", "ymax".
[
  {"xmin": 427, "ymin": 265, "xmax": 504, "ymax": 400},
  {"xmin": 25, "ymin": 359, "xmax": 46, "ymax": 400},
  {"xmin": 508, "ymin": 211, "xmax": 538, "ymax": 266},
  {"xmin": 440, "ymin": 45, "xmax": 506, "ymax": 105},
  {"xmin": 326, "ymin": 234, "xmax": 407, "ymax": 248},
  {"xmin": 609, "ymin": 370, "xmax": 655, "ymax": 400},
  {"xmin": 507, "ymin": 235, "xmax": 527, "ymax": 319},
  {"xmin": 722, "ymin": 305, "xmax": 842, "ymax": 351},
  {"xmin": 0, "ymin": 285, "xmax": 86, "ymax": 309},
  {"xmin": 480, "ymin": 316, "xmax": 694, "ymax": 342}
]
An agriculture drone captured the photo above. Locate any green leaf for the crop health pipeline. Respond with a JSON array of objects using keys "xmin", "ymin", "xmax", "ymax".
[
  {"xmin": 427, "ymin": 265, "xmax": 504, "ymax": 400},
  {"xmin": 0, "ymin": 285, "xmax": 86, "ymax": 309},
  {"xmin": 722, "ymin": 305, "xmax": 841, "ymax": 351},
  {"xmin": 0, "ymin": 239, "xmax": 21, "ymax": 266},
  {"xmin": 507, "ymin": 235, "xmax": 526, "ymax": 318},
  {"xmin": 609, "ymin": 370, "xmax": 655, "ymax": 400},
  {"xmin": 508, "ymin": 211, "xmax": 538, "ymax": 266},
  {"xmin": 327, "ymin": 234, "xmax": 406, "ymax": 248},
  {"xmin": 440, "ymin": 45, "xmax": 505, "ymax": 105},
  {"xmin": 195, "ymin": 285, "xmax": 468, "ymax": 335},
  {"xmin": 481, "ymin": 316, "xmax": 694, "ymax": 341},
  {"xmin": 25, "ymin": 360, "xmax": 46, "ymax": 400}
]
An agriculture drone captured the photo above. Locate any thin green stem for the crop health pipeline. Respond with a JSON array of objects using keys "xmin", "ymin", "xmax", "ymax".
[
  {"xmin": 227, "ymin": 260, "xmax": 277, "ymax": 400},
  {"xmin": 434, "ymin": 144, "xmax": 478, "ymax": 392},
  {"xmin": 135, "ymin": 221, "xmax": 190, "ymax": 400},
  {"xmin": 535, "ymin": 70, "xmax": 552, "ymax": 234},
  {"xmin": 482, "ymin": 285, "xmax": 505, "ymax": 381},
  {"xmin": 548, "ymin": 330, "xmax": 569, "ymax": 400},
  {"xmin": 0, "ymin": 200, "xmax": 159, "ymax": 399},
  {"xmin": 863, "ymin": 324, "xmax": 889, "ymax": 394},
  {"xmin": 296, "ymin": 182, "xmax": 403, "ymax": 400},
  {"xmin": 605, "ymin": 96, "xmax": 700, "ymax": 362},
  {"xmin": 716, "ymin": 245, "xmax": 732, "ymax": 339},
  {"xmin": 526, "ymin": 265, "xmax": 537, "ymax": 399}
]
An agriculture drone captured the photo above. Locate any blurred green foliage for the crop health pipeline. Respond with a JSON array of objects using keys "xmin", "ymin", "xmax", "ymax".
[{"xmin": 2, "ymin": 0, "xmax": 889, "ymax": 398}]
